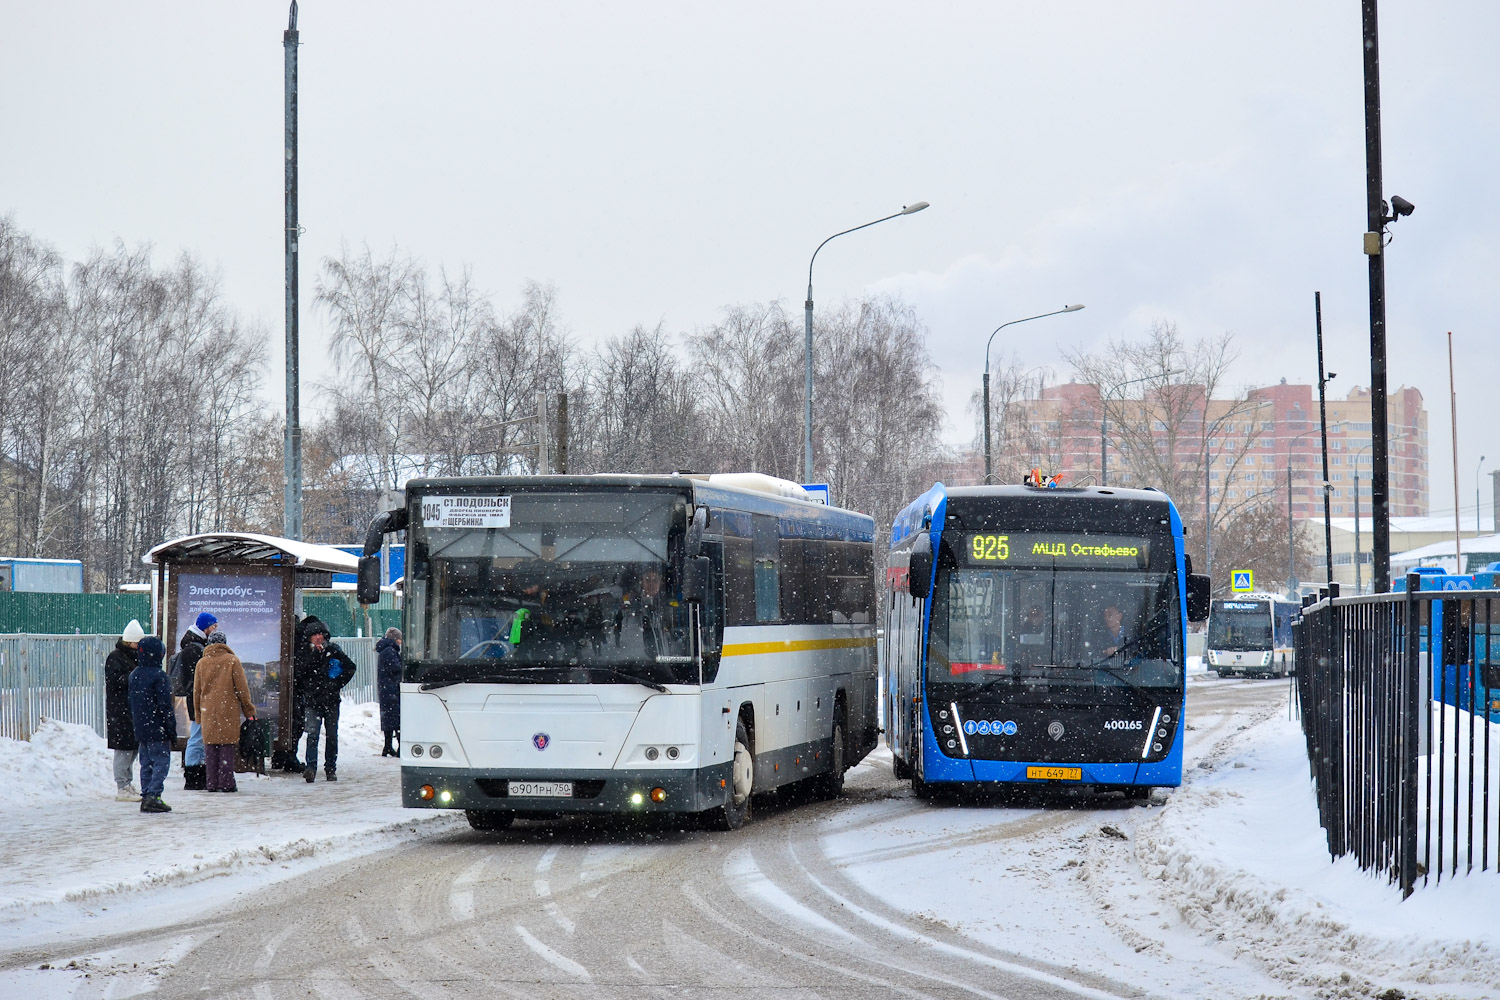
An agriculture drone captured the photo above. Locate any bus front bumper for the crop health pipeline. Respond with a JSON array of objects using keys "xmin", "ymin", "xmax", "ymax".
[{"xmin": 401, "ymin": 764, "xmax": 732, "ymax": 815}]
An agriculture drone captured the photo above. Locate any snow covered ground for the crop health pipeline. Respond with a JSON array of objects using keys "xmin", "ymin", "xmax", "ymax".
[
  {"xmin": 0, "ymin": 700, "xmax": 462, "ymax": 962},
  {"xmin": 823, "ymin": 683, "xmax": 1500, "ymax": 999},
  {"xmin": 3, "ymin": 683, "xmax": 1498, "ymax": 999}
]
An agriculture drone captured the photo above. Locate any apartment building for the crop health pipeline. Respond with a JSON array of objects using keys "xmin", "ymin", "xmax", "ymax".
[{"xmin": 997, "ymin": 380, "xmax": 1429, "ymax": 519}]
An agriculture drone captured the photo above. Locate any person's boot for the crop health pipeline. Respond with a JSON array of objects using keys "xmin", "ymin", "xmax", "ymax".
[
  {"xmin": 141, "ymin": 796, "xmax": 172, "ymax": 813},
  {"xmin": 304, "ymin": 766, "xmax": 316, "ymax": 783},
  {"xmin": 325, "ymin": 767, "xmax": 338, "ymax": 782},
  {"xmin": 183, "ymin": 765, "xmax": 207, "ymax": 791},
  {"xmin": 381, "ymin": 733, "xmax": 394, "ymax": 757}
]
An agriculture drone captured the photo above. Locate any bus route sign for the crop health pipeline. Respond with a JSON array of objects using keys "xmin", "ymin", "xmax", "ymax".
[{"xmin": 1231, "ymin": 569, "xmax": 1254, "ymax": 593}]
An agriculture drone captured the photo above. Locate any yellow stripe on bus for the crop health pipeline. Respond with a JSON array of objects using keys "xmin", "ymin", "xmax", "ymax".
[{"xmin": 721, "ymin": 637, "xmax": 877, "ymax": 657}]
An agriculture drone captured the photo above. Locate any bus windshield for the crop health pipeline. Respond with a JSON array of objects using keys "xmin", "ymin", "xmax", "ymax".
[
  {"xmin": 928, "ymin": 564, "xmax": 1182, "ymax": 702},
  {"xmin": 1207, "ymin": 603, "xmax": 1273, "ymax": 650},
  {"xmin": 404, "ymin": 490, "xmax": 695, "ymax": 685}
]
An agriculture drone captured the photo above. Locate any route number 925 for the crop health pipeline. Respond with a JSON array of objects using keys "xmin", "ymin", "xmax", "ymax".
[{"xmin": 970, "ymin": 534, "xmax": 1010, "ymax": 561}]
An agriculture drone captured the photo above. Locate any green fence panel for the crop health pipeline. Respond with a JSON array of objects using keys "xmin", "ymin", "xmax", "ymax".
[{"xmin": 0, "ymin": 593, "xmax": 151, "ymax": 636}]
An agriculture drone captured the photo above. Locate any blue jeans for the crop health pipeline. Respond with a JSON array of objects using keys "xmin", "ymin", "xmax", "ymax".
[
  {"xmin": 185, "ymin": 721, "xmax": 205, "ymax": 766},
  {"xmin": 305, "ymin": 702, "xmax": 340, "ymax": 772},
  {"xmin": 139, "ymin": 741, "xmax": 170, "ymax": 798}
]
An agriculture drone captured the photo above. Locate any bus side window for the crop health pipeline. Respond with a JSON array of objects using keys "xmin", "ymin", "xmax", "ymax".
[
  {"xmin": 752, "ymin": 514, "xmax": 781, "ymax": 623},
  {"xmin": 723, "ymin": 535, "xmax": 755, "ymax": 627},
  {"xmin": 779, "ymin": 535, "xmax": 808, "ymax": 625}
]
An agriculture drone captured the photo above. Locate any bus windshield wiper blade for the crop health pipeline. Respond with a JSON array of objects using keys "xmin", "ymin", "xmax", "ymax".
[
  {"xmin": 419, "ymin": 666, "xmax": 552, "ymax": 689},
  {"xmin": 585, "ymin": 667, "xmax": 671, "ymax": 693}
]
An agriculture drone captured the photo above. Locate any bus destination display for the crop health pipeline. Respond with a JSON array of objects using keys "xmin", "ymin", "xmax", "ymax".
[{"xmin": 965, "ymin": 532, "xmax": 1149, "ymax": 569}]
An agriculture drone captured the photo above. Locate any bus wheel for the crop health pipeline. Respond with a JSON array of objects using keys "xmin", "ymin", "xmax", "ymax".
[
  {"xmin": 812, "ymin": 717, "xmax": 846, "ymax": 801},
  {"xmin": 704, "ymin": 719, "xmax": 753, "ymax": 831},
  {"xmin": 892, "ymin": 753, "xmax": 912, "ymax": 780},
  {"xmin": 466, "ymin": 809, "xmax": 514, "ymax": 831}
]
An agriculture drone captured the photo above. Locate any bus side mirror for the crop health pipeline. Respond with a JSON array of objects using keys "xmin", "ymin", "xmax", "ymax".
[
  {"xmin": 686, "ymin": 507, "xmax": 707, "ymax": 558},
  {"xmin": 907, "ymin": 534, "xmax": 933, "ymax": 598},
  {"xmin": 1187, "ymin": 574, "xmax": 1211, "ymax": 622},
  {"xmin": 682, "ymin": 555, "xmax": 710, "ymax": 603},
  {"xmin": 357, "ymin": 556, "xmax": 383, "ymax": 606}
]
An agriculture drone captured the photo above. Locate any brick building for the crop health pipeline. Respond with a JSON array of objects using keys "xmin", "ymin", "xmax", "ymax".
[{"xmin": 997, "ymin": 380, "xmax": 1429, "ymax": 519}]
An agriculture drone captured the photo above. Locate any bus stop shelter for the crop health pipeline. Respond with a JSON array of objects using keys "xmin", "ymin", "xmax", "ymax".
[{"xmin": 143, "ymin": 533, "xmax": 359, "ymax": 761}]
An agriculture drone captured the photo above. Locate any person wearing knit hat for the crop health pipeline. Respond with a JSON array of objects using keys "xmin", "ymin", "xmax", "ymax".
[
  {"xmin": 128, "ymin": 636, "xmax": 176, "ymax": 813},
  {"xmin": 177, "ymin": 613, "xmax": 218, "ymax": 790},
  {"xmin": 105, "ymin": 620, "xmax": 145, "ymax": 800}
]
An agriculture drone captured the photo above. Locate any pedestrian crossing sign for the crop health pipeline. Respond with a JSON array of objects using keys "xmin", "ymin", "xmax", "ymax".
[{"xmin": 1231, "ymin": 570, "xmax": 1253, "ymax": 593}]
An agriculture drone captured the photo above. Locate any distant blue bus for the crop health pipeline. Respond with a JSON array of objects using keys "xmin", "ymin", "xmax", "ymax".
[{"xmin": 883, "ymin": 482, "xmax": 1210, "ymax": 797}]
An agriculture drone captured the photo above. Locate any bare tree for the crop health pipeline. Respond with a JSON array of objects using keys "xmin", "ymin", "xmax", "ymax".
[{"xmin": 1065, "ymin": 321, "xmax": 1276, "ymax": 575}]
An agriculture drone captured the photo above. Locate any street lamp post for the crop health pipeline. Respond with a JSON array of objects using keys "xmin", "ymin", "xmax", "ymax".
[
  {"xmin": 981, "ymin": 306, "xmax": 1084, "ymax": 483},
  {"xmin": 1100, "ymin": 369, "xmax": 1183, "ymax": 487},
  {"xmin": 804, "ymin": 201, "xmax": 928, "ymax": 484},
  {"xmin": 1478, "ymin": 456, "xmax": 1487, "ymax": 537},
  {"xmin": 1286, "ymin": 427, "xmax": 1322, "ymax": 597}
]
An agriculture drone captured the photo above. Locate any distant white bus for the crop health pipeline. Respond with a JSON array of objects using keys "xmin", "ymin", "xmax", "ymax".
[
  {"xmin": 359, "ymin": 474, "xmax": 879, "ymax": 831},
  {"xmin": 1205, "ymin": 594, "xmax": 1297, "ymax": 677}
]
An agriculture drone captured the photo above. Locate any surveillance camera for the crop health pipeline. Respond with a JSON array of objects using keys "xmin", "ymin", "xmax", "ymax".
[
  {"xmin": 1328, "ymin": 372, "xmax": 1337, "ymax": 380},
  {"xmin": 1390, "ymin": 195, "xmax": 1415, "ymax": 217}
]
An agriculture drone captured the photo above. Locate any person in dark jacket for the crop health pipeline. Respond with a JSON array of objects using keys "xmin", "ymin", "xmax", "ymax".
[
  {"xmin": 129, "ymin": 635, "xmax": 176, "ymax": 813},
  {"xmin": 177, "ymin": 612, "xmax": 215, "ymax": 790},
  {"xmin": 376, "ymin": 628, "xmax": 402, "ymax": 757},
  {"xmin": 299, "ymin": 619, "xmax": 356, "ymax": 782},
  {"xmin": 105, "ymin": 619, "xmax": 144, "ymax": 800}
]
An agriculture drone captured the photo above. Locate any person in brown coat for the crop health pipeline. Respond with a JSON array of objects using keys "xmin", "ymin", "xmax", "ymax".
[{"xmin": 192, "ymin": 631, "xmax": 256, "ymax": 792}]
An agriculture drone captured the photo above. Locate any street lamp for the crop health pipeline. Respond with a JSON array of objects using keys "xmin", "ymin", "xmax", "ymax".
[
  {"xmin": 1100, "ymin": 369, "xmax": 1183, "ymax": 487},
  {"xmin": 1203, "ymin": 398, "xmax": 1273, "ymax": 579},
  {"xmin": 1286, "ymin": 427, "xmax": 1322, "ymax": 598},
  {"xmin": 981, "ymin": 306, "xmax": 1084, "ymax": 483},
  {"xmin": 1478, "ymin": 455, "xmax": 1487, "ymax": 538},
  {"xmin": 803, "ymin": 201, "xmax": 929, "ymax": 484}
]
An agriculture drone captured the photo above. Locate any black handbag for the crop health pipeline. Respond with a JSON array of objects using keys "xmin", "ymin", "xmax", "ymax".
[{"xmin": 238, "ymin": 718, "xmax": 271, "ymax": 759}]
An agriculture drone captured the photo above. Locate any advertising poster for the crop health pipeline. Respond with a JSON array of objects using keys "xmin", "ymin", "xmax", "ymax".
[{"xmin": 175, "ymin": 570, "xmax": 285, "ymax": 721}]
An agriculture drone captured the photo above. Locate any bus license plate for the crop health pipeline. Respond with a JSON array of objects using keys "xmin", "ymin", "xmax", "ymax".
[
  {"xmin": 1027, "ymin": 766, "xmax": 1082, "ymax": 781},
  {"xmin": 508, "ymin": 781, "xmax": 573, "ymax": 798}
]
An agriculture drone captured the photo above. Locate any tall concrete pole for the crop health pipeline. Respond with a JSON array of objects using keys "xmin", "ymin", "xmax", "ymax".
[
  {"xmin": 1362, "ymin": 0, "xmax": 1390, "ymax": 590},
  {"xmin": 283, "ymin": 2, "xmax": 303, "ymax": 540}
]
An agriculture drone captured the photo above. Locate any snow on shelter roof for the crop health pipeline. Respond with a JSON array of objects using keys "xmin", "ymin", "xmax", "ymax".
[{"xmin": 142, "ymin": 533, "xmax": 360, "ymax": 573}]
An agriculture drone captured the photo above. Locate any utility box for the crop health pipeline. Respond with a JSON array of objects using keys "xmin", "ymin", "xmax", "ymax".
[{"xmin": 0, "ymin": 558, "xmax": 85, "ymax": 594}]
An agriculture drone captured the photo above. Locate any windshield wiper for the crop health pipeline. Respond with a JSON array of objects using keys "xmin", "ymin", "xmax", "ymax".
[
  {"xmin": 584, "ymin": 666, "xmax": 671, "ymax": 693},
  {"xmin": 419, "ymin": 665, "xmax": 552, "ymax": 690}
]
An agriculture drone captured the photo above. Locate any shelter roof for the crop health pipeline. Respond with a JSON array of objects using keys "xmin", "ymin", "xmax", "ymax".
[{"xmin": 142, "ymin": 533, "xmax": 359, "ymax": 573}]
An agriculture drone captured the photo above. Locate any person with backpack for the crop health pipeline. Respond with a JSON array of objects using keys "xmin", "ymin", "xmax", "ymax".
[
  {"xmin": 193, "ymin": 630, "xmax": 256, "ymax": 792},
  {"xmin": 299, "ymin": 620, "xmax": 356, "ymax": 782},
  {"xmin": 174, "ymin": 612, "xmax": 216, "ymax": 791},
  {"xmin": 129, "ymin": 635, "xmax": 176, "ymax": 814},
  {"xmin": 105, "ymin": 619, "xmax": 144, "ymax": 800}
]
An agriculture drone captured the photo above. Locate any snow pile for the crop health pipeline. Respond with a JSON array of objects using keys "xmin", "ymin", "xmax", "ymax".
[
  {"xmin": 1138, "ymin": 711, "xmax": 1500, "ymax": 998},
  {"xmin": 0, "ymin": 719, "xmax": 116, "ymax": 807},
  {"xmin": 0, "ymin": 697, "xmax": 460, "ymax": 954}
]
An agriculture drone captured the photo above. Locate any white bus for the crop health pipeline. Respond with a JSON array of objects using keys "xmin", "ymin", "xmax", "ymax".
[
  {"xmin": 1205, "ymin": 594, "xmax": 1297, "ymax": 677},
  {"xmin": 358, "ymin": 474, "xmax": 879, "ymax": 831}
]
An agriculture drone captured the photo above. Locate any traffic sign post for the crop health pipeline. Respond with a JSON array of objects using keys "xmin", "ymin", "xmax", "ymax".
[{"xmin": 1231, "ymin": 570, "xmax": 1254, "ymax": 593}]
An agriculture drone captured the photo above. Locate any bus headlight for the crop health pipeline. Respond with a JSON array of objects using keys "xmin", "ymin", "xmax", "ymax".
[
  {"xmin": 650, "ymin": 787, "xmax": 667, "ymax": 803},
  {"xmin": 430, "ymin": 744, "xmax": 444, "ymax": 759},
  {"xmin": 418, "ymin": 785, "xmax": 435, "ymax": 800}
]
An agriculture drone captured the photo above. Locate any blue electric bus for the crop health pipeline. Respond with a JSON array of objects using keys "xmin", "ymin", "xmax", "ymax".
[{"xmin": 883, "ymin": 482, "xmax": 1210, "ymax": 796}]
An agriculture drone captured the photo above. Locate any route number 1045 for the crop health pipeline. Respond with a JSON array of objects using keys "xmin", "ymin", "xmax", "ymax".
[{"xmin": 970, "ymin": 534, "xmax": 1010, "ymax": 561}]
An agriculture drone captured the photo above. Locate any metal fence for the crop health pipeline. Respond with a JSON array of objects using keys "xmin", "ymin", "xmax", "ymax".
[
  {"xmin": 0, "ymin": 635, "xmax": 380, "ymax": 742},
  {"xmin": 1294, "ymin": 575, "xmax": 1500, "ymax": 896}
]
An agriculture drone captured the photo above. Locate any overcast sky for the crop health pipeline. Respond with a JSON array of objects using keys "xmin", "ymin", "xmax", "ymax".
[{"xmin": 5, "ymin": 2, "xmax": 1497, "ymax": 522}]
